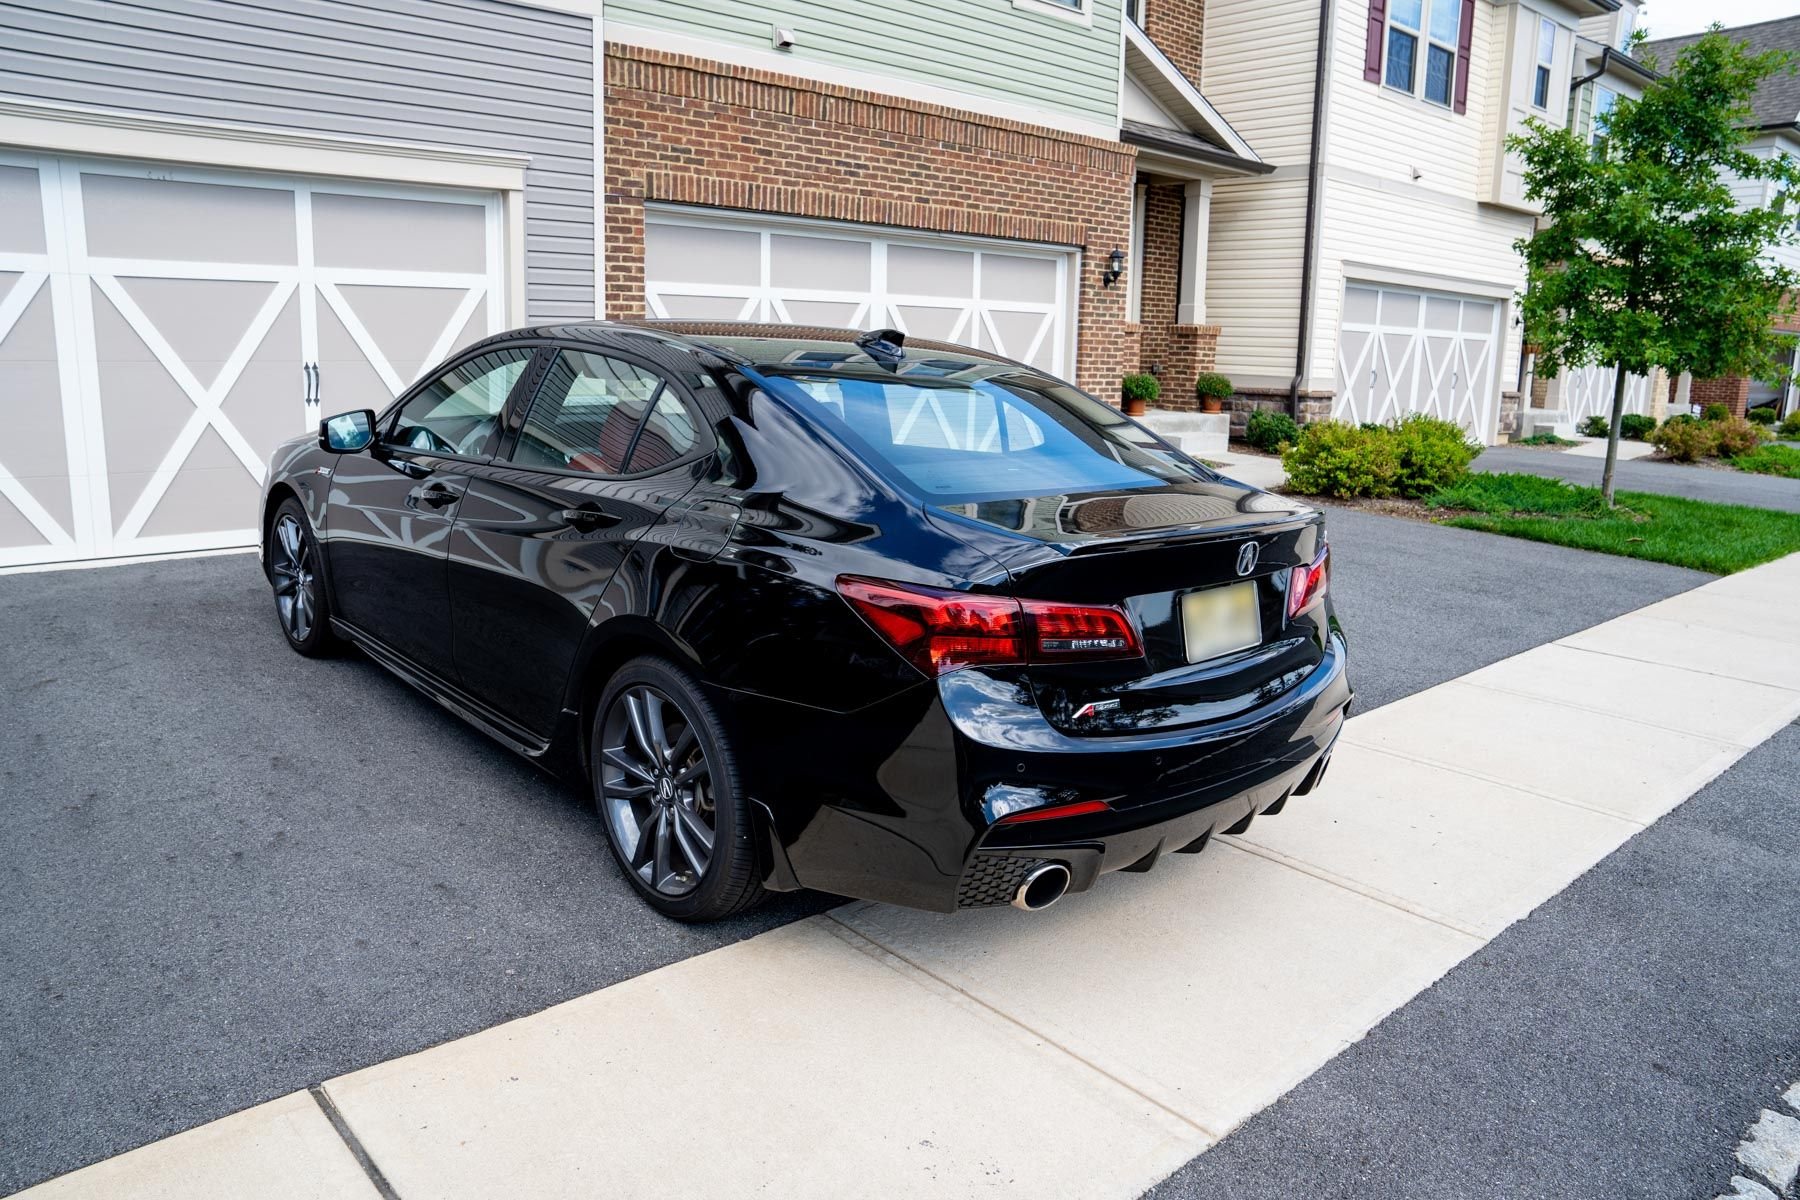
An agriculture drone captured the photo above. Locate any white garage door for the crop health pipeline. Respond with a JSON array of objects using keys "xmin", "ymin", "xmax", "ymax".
[
  {"xmin": 643, "ymin": 211, "xmax": 1074, "ymax": 377},
  {"xmin": 1333, "ymin": 283, "xmax": 1503, "ymax": 440},
  {"xmin": 0, "ymin": 151, "xmax": 505, "ymax": 568}
]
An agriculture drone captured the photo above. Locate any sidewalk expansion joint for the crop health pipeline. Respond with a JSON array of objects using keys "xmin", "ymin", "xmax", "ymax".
[
  {"xmin": 309, "ymin": 1084, "xmax": 402, "ymax": 1200},
  {"xmin": 1337, "ymin": 738, "xmax": 1657, "ymax": 827},
  {"xmin": 1215, "ymin": 837, "xmax": 1490, "ymax": 941},
  {"xmin": 1554, "ymin": 636, "xmax": 1800, "ymax": 693},
  {"xmin": 1454, "ymin": 679, "xmax": 1759, "ymax": 751},
  {"xmin": 819, "ymin": 910, "xmax": 1220, "ymax": 1142}
]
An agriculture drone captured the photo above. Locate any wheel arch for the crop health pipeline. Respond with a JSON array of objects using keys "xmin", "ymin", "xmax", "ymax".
[{"xmin": 569, "ymin": 616, "xmax": 706, "ymax": 781}]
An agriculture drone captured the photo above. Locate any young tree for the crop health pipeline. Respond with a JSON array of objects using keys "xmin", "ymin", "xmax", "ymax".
[{"xmin": 1511, "ymin": 29, "xmax": 1800, "ymax": 505}]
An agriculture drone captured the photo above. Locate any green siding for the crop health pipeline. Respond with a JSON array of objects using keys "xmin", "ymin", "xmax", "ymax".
[{"xmin": 606, "ymin": 0, "xmax": 1121, "ymax": 127}]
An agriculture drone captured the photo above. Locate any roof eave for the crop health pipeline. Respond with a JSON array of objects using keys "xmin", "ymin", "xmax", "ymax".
[{"xmin": 1121, "ymin": 22, "xmax": 1262, "ymax": 166}]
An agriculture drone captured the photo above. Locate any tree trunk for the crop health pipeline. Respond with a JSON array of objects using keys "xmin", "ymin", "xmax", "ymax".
[{"xmin": 1601, "ymin": 361, "xmax": 1629, "ymax": 508}]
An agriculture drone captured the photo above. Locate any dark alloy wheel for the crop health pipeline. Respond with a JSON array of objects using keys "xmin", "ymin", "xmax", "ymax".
[
  {"xmin": 268, "ymin": 498, "xmax": 337, "ymax": 657},
  {"xmin": 592, "ymin": 658, "xmax": 762, "ymax": 921}
]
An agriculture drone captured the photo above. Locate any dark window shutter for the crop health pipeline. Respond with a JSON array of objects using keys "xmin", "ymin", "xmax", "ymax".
[
  {"xmin": 1453, "ymin": 0, "xmax": 1476, "ymax": 112},
  {"xmin": 1364, "ymin": 0, "xmax": 1388, "ymax": 83}
]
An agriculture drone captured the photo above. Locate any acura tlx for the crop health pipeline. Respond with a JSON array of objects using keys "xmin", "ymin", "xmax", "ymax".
[{"xmin": 259, "ymin": 322, "xmax": 1349, "ymax": 921}]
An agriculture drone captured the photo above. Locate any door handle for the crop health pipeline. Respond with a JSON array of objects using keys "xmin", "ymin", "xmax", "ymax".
[
  {"xmin": 407, "ymin": 481, "xmax": 460, "ymax": 510},
  {"xmin": 558, "ymin": 505, "xmax": 621, "ymax": 530}
]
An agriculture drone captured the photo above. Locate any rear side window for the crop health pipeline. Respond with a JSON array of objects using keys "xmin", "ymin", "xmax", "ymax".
[
  {"xmin": 511, "ymin": 350, "xmax": 695, "ymax": 476},
  {"xmin": 761, "ymin": 372, "xmax": 1209, "ymax": 502}
]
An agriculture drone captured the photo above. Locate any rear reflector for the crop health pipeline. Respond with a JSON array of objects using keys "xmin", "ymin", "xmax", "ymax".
[
  {"xmin": 994, "ymin": 799, "xmax": 1111, "ymax": 825},
  {"xmin": 837, "ymin": 576, "xmax": 1142, "ymax": 677},
  {"xmin": 1286, "ymin": 545, "xmax": 1330, "ymax": 620}
]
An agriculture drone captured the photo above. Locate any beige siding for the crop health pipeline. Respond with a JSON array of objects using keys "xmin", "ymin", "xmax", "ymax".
[
  {"xmin": 1206, "ymin": 176, "xmax": 1310, "ymax": 387},
  {"xmin": 1198, "ymin": 0, "xmax": 1322, "ymax": 167}
]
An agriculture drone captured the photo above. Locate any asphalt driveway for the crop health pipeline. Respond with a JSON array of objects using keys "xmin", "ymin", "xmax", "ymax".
[
  {"xmin": 0, "ymin": 514, "xmax": 1709, "ymax": 1193},
  {"xmin": 1476, "ymin": 443, "xmax": 1800, "ymax": 513}
]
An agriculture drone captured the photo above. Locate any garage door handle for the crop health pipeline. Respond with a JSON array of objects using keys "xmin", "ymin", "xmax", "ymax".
[
  {"xmin": 407, "ymin": 482, "xmax": 459, "ymax": 510},
  {"xmin": 558, "ymin": 505, "xmax": 620, "ymax": 530}
]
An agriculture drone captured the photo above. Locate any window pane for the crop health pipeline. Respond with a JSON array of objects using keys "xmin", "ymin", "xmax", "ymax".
[
  {"xmin": 625, "ymin": 389, "xmax": 699, "ymax": 473},
  {"xmin": 1592, "ymin": 87, "xmax": 1617, "ymax": 143},
  {"xmin": 1538, "ymin": 18, "xmax": 1556, "ymax": 63},
  {"xmin": 1428, "ymin": 0, "xmax": 1459, "ymax": 45},
  {"xmin": 1533, "ymin": 64, "xmax": 1551, "ymax": 108},
  {"xmin": 1390, "ymin": 0, "xmax": 1424, "ymax": 30},
  {"xmin": 1425, "ymin": 43, "xmax": 1455, "ymax": 104},
  {"xmin": 1386, "ymin": 28, "xmax": 1418, "ymax": 91},
  {"xmin": 389, "ymin": 348, "xmax": 532, "ymax": 458},
  {"xmin": 512, "ymin": 350, "xmax": 667, "ymax": 476}
]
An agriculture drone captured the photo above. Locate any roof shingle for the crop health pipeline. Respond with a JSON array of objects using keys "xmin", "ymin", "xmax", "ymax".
[{"xmin": 1642, "ymin": 15, "xmax": 1800, "ymax": 131}]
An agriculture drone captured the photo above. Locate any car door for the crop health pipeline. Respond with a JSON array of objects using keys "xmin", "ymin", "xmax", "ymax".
[
  {"xmin": 447, "ymin": 345, "xmax": 713, "ymax": 738},
  {"xmin": 326, "ymin": 346, "xmax": 538, "ymax": 680}
]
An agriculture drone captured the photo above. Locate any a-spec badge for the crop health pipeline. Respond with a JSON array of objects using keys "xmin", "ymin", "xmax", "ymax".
[{"xmin": 1236, "ymin": 541, "xmax": 1261, "ymax": 577}]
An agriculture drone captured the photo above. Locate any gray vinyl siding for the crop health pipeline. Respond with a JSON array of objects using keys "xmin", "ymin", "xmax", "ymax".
[
  {"xmin": 607, "ymin": 0, "xmax": 1121, "ymax": 128},
  {"xmin": 0, "ymin": 0, "xmax": 595, "ymax": 321}
]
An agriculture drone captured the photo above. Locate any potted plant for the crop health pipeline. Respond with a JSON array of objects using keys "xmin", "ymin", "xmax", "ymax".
[
  {"xmin": 1121, "ymin": 372, "xmax": 1159, "ymax": 417},
  {"xmin": 1194, "ymin": 372, "xmax": 1233, "ymax": 414}
]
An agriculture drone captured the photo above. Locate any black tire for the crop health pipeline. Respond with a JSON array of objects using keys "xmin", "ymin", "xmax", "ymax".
[
  {"xmin": 591, "ymin": 656, "xmax": 763, "ymax": 922},
  {"xmin": 267, "ymin": 498, "xmax": 340, "ymax": 658}
]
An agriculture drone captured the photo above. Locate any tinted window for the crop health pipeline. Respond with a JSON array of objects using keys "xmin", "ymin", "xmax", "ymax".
[
  {"xmin": 512, "ymin": 350, "xmax": 693, "ymax": 475},
  {"xmin": 761, "ymin": 372, "xmax": 1210, "ymax": 502},
  {"xmin": 389, "ymin": 349, "xmax": 533, "ymax": 457}
]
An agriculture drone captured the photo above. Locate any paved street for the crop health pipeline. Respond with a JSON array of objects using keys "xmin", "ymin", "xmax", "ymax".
[
  {"xmin": 0, "ymin": 512, "xmax": 1712, "ymax": 1193},
  {"xmin": 1475, "ymin": 444, "xmax": 1800, "ymax": 513}
]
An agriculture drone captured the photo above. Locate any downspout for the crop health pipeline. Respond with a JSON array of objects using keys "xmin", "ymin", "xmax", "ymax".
[{"xmin": 1289, "ymin": 0, "xmax": 1335, "ymax": 419}]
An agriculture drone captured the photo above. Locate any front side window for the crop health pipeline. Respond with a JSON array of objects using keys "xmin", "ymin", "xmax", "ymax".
[
  {"xmin": 388, "ymin": 348, "xmax": 533, "ymax": 458},
  {"xmin": 762, "ymin": 371, "xmax": 1209, "ymax": 502},
  {"xmin": 1383, "ymin": 0, "xmax": 1461, "ymax": 108},
  {"xmin": 1534, "ymin": 18, "xmax": 1556, "ymax": 109},
  {"xmin": 511, "ymin": 350, "xmax": 697, "ymax": 476}
]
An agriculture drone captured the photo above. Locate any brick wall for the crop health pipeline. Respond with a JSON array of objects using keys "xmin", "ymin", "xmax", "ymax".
[
  {"xmin": 1135, "ymin": 183, "xmax": 1183, "ymax": 382},
  {"xmin": 603, "ymin": 45, "xmax": 1138, "ymax": 397},
  {"xmin": 1144, "ymin": 2, "xmax": 1204, "ymax": 86},
  {"xmin": 1690, "ymin": 374, "xmax": 1750, "ymax": 418}
]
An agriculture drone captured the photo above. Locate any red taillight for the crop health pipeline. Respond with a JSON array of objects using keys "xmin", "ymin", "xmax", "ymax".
[
  {"xmin": 1287, "ymin": 545, "xmax": 1330, "ymax": 620},
  {"xmin": 836, "ymin": 576, "xmax": 1142, "ymax": 677},
  {"xmin": 994, "ymin": 799, "xmax": 1111, "ymax": 825}
]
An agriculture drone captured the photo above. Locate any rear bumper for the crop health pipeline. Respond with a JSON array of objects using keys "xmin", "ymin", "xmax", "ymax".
[{"xmin": 719, "ymin": 630, "xmax": 1351, "ymax": 913}]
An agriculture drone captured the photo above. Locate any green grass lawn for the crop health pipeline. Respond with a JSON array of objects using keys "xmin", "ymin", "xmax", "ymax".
[
  {"xmin": 1426, "ymin": 472, "xmax": 1800, "ymax": 574},
  {"xmin": 1730, "ymin": 443, "xmax": 1800, "ymax": 479}
]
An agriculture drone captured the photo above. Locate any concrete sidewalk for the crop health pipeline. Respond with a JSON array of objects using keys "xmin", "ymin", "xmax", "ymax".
[{"xmin": 21, "ymin": 555, "xmax": 1800, "ymax": 1200}]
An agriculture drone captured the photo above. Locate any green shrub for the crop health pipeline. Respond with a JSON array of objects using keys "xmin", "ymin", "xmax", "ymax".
[
  {"xmin": 1514, "ymin": 431, "xmax": 1576, "ymax": 446},
  {"xmin": 1120, "ymin": 373, "xmax": 1160, "ymax": 405},
  {"xmin": 1389, "ymin": 414, "xmax": 1480, "ymax": 498},
  {"xmin": 1713, "ymin": 415, "xmax": 1764, "ymax": 457},
  {"xmin": 1731, "ymin": 444, "xmax": 1800, "ymax": 478},
  {"xmin": 1282, "ymin": 422, "xmax": 1400, "ymax": 498},
  {"xmin": 1194, "ymin": 372, "xmax": 1234, "ymax": 402},
  {"xmin": 1780, "ymin": 411, "xmax": 1800, "ymax": 439},
  {"xmin": 1702, "ymin": 403, "xmax": 1730, "ymax": 422},
  {"xmin": 1748, "ymin": 406, "xmax": 1777, "ymax": 425},
  {"xmin": 1650, "ymin": 416, "xmax": 1720, "ymax": 461},
  {"xmin": 1244, "ymin": 409, "xmax": 1300, "ymax": 452},
  {"xmin": 1578, "ymin": 414, "xmax": 1609, "ymax": 438},
  {"xmin": 1620, "ymin": 413, "xmax": 1656, "ymax": 440}
]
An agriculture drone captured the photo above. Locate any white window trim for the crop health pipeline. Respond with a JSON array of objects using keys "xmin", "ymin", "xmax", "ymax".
[
  {"xmin": 1012, "ymin": 0, "xmax": 1093, "ymax": 27},
  {"xmin": 1377, "ymin": 0, "xmax": 1462, "ymax": 110},
  {"xmin": 1532, "ymin": 18, "xmax": 1557, "ymax": 112}
]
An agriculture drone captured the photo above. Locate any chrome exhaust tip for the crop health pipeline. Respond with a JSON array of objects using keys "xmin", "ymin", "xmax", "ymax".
[{"xmin": 1012, "ymin": 863, "xmax": 1072, "ymax": 911}]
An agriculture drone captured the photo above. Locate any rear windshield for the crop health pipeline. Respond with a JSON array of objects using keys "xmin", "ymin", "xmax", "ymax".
[{"xmin": 754, "ymin": 370, "xmax": 1215, "ymax": 503}]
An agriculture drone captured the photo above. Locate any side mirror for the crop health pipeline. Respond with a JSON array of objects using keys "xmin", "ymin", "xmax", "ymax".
[{"xmin": 320, "ymin": 409, "xmax": 376, "ymax": 453}]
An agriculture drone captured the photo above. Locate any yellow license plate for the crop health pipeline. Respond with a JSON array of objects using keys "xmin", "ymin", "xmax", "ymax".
[{"xmin": 1181, "ymin": 581, "xmax": 1262, "ymax": 663}]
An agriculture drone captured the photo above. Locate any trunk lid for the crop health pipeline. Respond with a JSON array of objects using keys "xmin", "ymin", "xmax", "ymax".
[{"xmin": 929, "ymin": 481, "xmax": 1331, "ymax": 737}]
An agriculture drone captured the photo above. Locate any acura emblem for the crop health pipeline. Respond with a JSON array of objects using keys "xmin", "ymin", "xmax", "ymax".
[{"xmin": 1236, "ymin": 541, "xmax": 1260, "ymax": 576}]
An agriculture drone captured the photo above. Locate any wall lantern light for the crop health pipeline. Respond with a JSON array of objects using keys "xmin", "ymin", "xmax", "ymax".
[{"xmin": 1103, "ymin": 248, "xmax": 1125, "ymax": 288}]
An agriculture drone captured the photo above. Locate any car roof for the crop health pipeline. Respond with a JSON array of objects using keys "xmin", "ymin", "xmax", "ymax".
[{"xmin": 460, "ymin": 319, "xmax": 1040, "ymax": 379}]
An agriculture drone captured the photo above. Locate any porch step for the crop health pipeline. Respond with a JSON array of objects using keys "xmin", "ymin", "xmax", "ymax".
[{"xmin": 1137, "ymin": 410, "xmax": 1228, "ymax": 456}]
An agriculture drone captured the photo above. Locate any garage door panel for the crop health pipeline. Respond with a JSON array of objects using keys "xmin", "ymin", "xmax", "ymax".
[
  {"xmin": 982, "ymin": 254, "xmax": 1057, "ymax": 304},
  {"xmin": 888, "ymin": 244, "xmax": 973, "ymax": 296},
  {"xmin": 646, "ymin": 225, "xmax": 761, "ymax": 286},
  {"xmin": 892, "ymin": 303, "xmax": 963, "ymax": 342},
  {"xmin": 332, "ymin": 282, "xmax": 474, "ymax": 391},
  {"xmin": 92, "ymin": 291, "xmax": 204, "ymax": 482},
  {"xmin": 769, "ymin": 234, "xmax": 870, "ymax": 290},
  {"xmin": 987, "ymin": 310, "xmax": 1051, "ymax": 366},
  {"xmin": 219, "ymin": 295, "xmax": 304, "ymax": 459},
  {"xmin": 655, "ymin": 293, "xmax": 755, "ymax": 321},
  {"xmin": 0, "ymin": 166, "xmax": 45, "ymax": 254},
  {"xmin": 311, "ymin": 191, "xmax": 486, "ymax": 274},
  {"xmin": 135, "ymin": 427, "xmax": 261, "ymax": 539},
  {"xmin": 112, "ymin": 276, "xmax": 282, "ymax": 389},
  {"xmin": 317, "ymin": 297, "xmax": 403, "ymax": 415},
  {"xmin": 778, "ymin": 298, "xmax": 864, "ymax": 327},
  {"xmin": 81, "ymin": 173, "xmax": 298, "ymax": 266},
  {"xmin": 1336, "ymin": 281, "xmax": 1501, "ymax": 441}
]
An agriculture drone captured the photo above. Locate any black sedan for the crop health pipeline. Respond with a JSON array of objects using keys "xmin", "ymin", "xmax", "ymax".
[{"xmin": 260, "ymin": 322, "xmax": 1350, "ymax": 921}]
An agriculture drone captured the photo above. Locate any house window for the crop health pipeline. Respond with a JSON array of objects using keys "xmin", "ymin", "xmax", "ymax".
[
  {"xmin": 1125, "ymin": 0, "xmax": 1145, "ymax": 26},
  {"xmin": 1533, "ymin": 18, "xmax": 1556, "ymax": 109},
  {"xmin": 1012, "ymin": 0, "xmax": 1090, "ymax": 22},
  {"xmin": 1383, "ymin": 0, "xmax": 1461, "ymax": 108},
  {"xmin": 1618, "ymin": 7, "xmax": 1635, "ymax": 52},
  {"xmin": 1591, "ymin": 86, "xmax": 1617, "ymax": 145}
]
